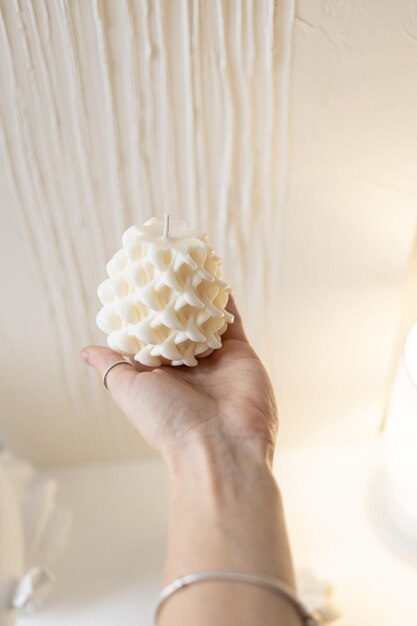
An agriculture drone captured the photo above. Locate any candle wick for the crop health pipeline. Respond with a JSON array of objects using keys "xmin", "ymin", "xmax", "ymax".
[{"xmin": 163, "ymin": 213, "xmax": 170, "ymax": 239}]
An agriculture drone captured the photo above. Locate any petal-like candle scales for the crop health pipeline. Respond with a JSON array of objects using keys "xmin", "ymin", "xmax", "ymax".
[{"xmin": 96, "ymin": 216, "xmax": 234, "ymax": 367}]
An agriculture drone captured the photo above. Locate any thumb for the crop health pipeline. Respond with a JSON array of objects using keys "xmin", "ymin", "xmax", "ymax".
[{"xmin": 79, "ymin": 345, "xmax": 140, "ymax": 394}]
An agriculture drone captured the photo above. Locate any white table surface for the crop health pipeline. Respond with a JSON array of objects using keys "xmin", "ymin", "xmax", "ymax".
[{"xmin": 17, "ymin": 443, "xmax": 417, "ymax": 626}]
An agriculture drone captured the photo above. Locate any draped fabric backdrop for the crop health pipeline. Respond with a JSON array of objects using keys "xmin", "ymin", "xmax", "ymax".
[{"xmin": 1, "ymin": 0, "xmax": 417, "ymax": 464}]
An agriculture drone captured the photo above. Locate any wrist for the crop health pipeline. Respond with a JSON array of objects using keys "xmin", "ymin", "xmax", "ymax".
[
  {"xmin": 162, "ymin": 431, "xmax": 294, "ymax": 588},
  {"xmin": 162, "ymin": 433, "xmax": 282, "ymax": 531},
  {"xmin": 162, "ymin": 430, "xmax": 274, "ymax": 484}
]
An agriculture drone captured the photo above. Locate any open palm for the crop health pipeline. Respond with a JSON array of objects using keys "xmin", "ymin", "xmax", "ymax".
[{"xmin": 80, "ymin": 297, "xmax": 278, "ymax": 463}]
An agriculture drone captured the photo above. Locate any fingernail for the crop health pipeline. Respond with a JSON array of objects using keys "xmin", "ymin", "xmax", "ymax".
[{"xmin": 79, "ymin": 349, "xmax": 89, "ymax": 364}]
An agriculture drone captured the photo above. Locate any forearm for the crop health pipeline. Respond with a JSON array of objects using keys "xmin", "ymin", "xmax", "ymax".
[{"xmin": 159, "ymin": 436, "xmax": 301, "ymax": 626}]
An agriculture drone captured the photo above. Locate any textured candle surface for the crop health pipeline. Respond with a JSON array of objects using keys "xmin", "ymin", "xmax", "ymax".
[{"xmin": 96, "ymin": 218, "xmax": 233, "ymax": 367}]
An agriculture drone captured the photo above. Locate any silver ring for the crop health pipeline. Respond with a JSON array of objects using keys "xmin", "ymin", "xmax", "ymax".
[{"xmin": 102, "ymin": 360, "xmax": 133, "ymax": 390}]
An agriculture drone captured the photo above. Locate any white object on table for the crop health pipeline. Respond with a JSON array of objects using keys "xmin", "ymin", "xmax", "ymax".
[
  {"xmin": 295, "ymin": 568, "xmax": 340, "ymax": 624},
  {"xmin": 0, "ymin": 447, "xmax": 72, "ymax": 626},
  {"xmin": 96, "ymin": 215, "xmax": 233, "ymax": 367}
]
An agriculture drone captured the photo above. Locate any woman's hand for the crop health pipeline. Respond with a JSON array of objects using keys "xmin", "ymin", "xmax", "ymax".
[
  {"xmin": 80, "ymin": 298, "xmax": 299, "ymax": 626},
  {"xmin": 80, "ymin": 297, "xmax": 278, "ymax": 465}
]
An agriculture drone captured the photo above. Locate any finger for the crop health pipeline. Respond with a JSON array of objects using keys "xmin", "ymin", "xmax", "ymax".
[
  {"xmin": 221, "ymin": 294, "xmax": 248, "ymax": 343},
  {"xmin": 79, "ymin": 345, "xmax": 142, "ymax": 393}
]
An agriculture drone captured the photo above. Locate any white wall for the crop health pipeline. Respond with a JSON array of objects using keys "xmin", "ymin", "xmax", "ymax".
[
  {"xmin": 1, "ymin": 0, "xmax": 416, "ymax": 464},
  {"xmin": 279, "ymin": 0, "xmax": 417, "ymax": 445}
]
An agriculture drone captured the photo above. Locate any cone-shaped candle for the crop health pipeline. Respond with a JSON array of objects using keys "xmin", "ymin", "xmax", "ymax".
[{"xmin": 96, "ymin": 216, "xmax": 234, "ymax": 367}]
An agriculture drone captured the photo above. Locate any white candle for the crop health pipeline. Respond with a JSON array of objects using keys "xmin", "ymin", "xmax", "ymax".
[{"xmin": 96, "ymin": 216, "xmax": 234, "ymax": 367}]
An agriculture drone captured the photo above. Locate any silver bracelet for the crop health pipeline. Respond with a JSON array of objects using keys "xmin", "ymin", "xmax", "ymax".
[{"xmin": 154, "ymin": 570, "xmax": 322, "ymax": 625}]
